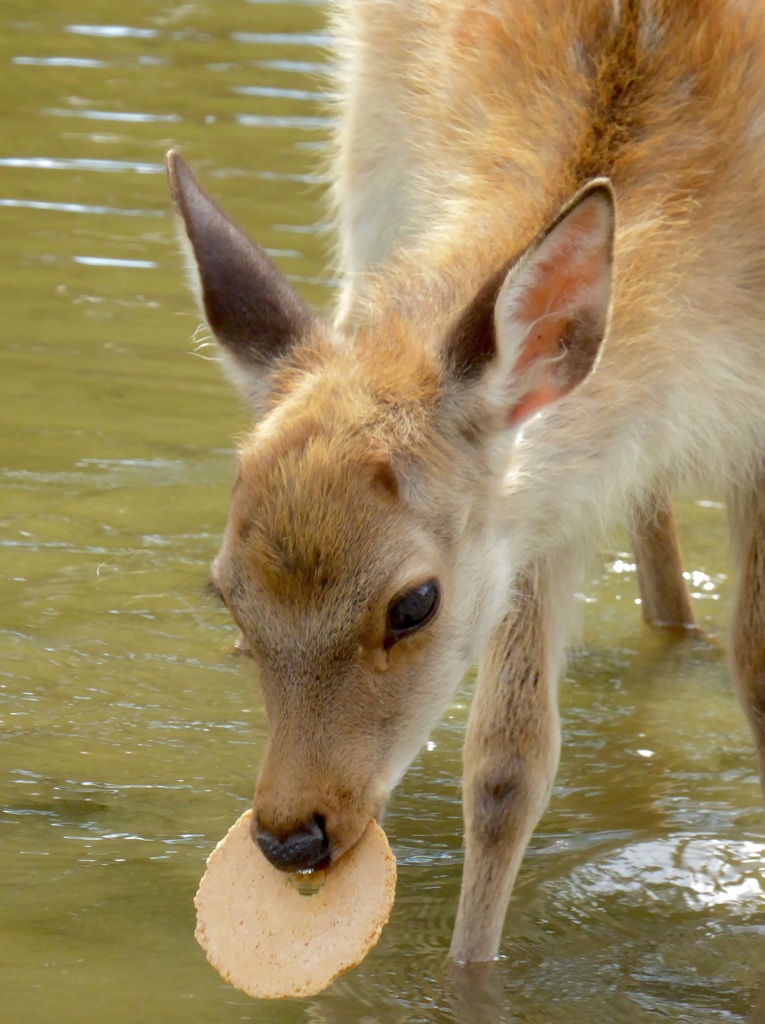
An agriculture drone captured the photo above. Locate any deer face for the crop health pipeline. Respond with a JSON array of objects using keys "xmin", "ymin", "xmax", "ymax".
[{"xmin": 208, "ymin": 351, "xmax": 506, "ymax": 867}]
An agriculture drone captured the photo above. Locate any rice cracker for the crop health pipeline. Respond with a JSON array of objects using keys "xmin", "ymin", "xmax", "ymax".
[{"xmin": 194, "ymin": 810, "xmax": 396, "ymax": 998}]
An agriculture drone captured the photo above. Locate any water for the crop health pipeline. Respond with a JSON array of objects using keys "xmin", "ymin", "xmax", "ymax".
[{"xmin": 1, "ymin": 2, "xmax": 764, "ymax": 1021}]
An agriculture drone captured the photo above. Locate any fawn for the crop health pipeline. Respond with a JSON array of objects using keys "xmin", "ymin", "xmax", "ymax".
[{"xmin": 168, "ymin": 0, "xmax": 765, "ymax": 961}]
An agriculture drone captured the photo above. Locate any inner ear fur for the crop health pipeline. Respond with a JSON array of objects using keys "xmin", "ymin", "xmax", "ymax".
[
  {"xmin": 166, "ymin": 150, "xmax": 316, "ymax": 401},
  {"xmin": 446, "ymin": 178, "xmax": 616, "ymax": 426}
]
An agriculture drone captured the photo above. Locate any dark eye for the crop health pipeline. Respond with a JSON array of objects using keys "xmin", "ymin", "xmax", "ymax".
[{"xmin": 385, "ymin": 578, "xmax": 440, "ymax": 648}]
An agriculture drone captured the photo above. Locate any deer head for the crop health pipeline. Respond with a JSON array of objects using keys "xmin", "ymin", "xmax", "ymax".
[{"xmin": 167, "ymin": 151, "xmax": 614, "ymax": 870}]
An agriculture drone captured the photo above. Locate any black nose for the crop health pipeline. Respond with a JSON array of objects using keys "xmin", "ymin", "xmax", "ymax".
[{"xmin": 255, "ymin": 815, "xmax": 330, "ymax": 872}]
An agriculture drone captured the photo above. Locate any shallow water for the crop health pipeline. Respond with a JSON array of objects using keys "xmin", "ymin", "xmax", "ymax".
[{"xmin": 1, "ymin": 2, "xmax": 764, "ymax": 1022}]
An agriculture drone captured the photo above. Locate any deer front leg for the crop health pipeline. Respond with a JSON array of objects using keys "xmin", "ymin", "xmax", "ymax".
[
  {"xmin": 729, "ymin": 478, "xmax": 765, "ymax": 799},
  {"xmin": 450, "ymin": 562, "xmax": 568, "ymax": 962},
  {"xmin": 632, "ymin": 490, "xmax": 696, "ymax": 631}
]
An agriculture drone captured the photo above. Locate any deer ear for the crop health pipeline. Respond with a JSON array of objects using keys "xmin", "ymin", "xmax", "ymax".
[
  {"xmin": 447, "ymin": 179, "xmax": 615, "ymax": 428},
  {"xmin": 166, "ymin": 150, "xmax": 315, "ymax": 411}
]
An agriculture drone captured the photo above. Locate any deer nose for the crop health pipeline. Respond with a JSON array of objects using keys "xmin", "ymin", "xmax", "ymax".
[{"xmin": 254, "ymin": 815, "xmax": 330, "ymax": 872}]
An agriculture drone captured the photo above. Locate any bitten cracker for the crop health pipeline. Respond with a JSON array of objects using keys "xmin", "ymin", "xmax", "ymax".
[{"xmin": 194, "ymin": 810, "xmax": 396, "ymax": 999}]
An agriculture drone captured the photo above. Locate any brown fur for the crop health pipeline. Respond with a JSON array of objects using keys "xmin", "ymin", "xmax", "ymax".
[
  {"xmin": 451, "ymin": 565, "xmax": 561, "ymax": 961},
  {"xmin": 168, "ymin": 0, "xmax": 765, "ymax": 964},
  {"xmin": 632, "ymin": 492, "xmax": 697, "ymax": 631}
]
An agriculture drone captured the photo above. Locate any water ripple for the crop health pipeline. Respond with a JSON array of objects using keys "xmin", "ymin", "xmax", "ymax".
[
  {"xmin": 12, "ymin": 56, "xmax": 107, "ymax": 68},
  {"xmin": 66, "ymin": 24, "xmax": 158, "ymax": 39},
  {"xmin": 253, "ymin": 58, "xmax": 325, "ymax": 73},
  {"xmin": 0, "ymin": 199, "xmax": 162, "ymax": 217},
  {"xmin": 234, "ymin": 113, "xmax": 328, "ymax": 129},
  {"xmin": 0, "ymin": 156, "xmax": 162, "ymax": 174},
  {"xmin": 554, "ymin": 835, "xmax": 765, "ymax": 914},
  {"xmin": 43, "ymin": 108, "xmax": 181, "ymax": 124},
  {"xmin": 231, "ymin": 31, "xmax": 330, "ymax": 47},
  {"xmin": 233, "ymin": 84, "xmax": 329, "ymax": 101},
  {"xmin": 72, "ymin": 256, "xmax": 157, "ymax": 269}
]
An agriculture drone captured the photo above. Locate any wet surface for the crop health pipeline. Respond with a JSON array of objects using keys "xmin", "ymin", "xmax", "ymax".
[{"xmin": 1, "ymin": 2, "xmax": 764, "ymax": 1021}]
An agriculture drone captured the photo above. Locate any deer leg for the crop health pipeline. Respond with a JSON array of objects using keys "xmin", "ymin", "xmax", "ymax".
[
  {"xmin": 632, "ymin": 491, "xmax": 696, "ymax": 631},
  {"xmin": 729, "ymin": 478, "xmax": 765, "ymax": 799},
  {"xmin": 450, "ymin": 560, "xmax": 571, "ymax": 962}
]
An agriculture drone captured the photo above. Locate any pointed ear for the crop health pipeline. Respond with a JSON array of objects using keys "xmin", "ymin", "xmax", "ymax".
[
  {"xmin": 447, "ymin": 179, "xmax": 615, "ymax": 428},
  {"xmin": 166, "ymin": 150, "xmax": 315, "ymax": 411}
]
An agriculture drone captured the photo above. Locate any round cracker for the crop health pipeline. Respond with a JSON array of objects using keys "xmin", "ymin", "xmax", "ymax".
[{"xmin": 194, "ymin": 810, "xmax": 396, "ymax": 999}]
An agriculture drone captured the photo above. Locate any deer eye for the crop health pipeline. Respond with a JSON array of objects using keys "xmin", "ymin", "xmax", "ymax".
[{"xmin": 385, "ymin": 578, "xmax": 440, "ymax": 648}]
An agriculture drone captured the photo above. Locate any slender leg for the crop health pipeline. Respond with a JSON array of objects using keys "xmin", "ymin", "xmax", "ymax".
[
  {"xmin": 729, "ymin": 479, "xmax": 765, "ymax": 799},
  {"xmin": 632, "ymin": 491, "xmax": 696, "ymax": 631},
  {"xmin": 449, "ymin": 561, "xmax": 572, "ymax": 962}
]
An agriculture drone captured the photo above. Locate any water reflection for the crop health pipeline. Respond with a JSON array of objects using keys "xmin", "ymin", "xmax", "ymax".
[
  {"xmin": 561, "ymin": 836, "xmax": 765, "ymax": 911},
  {"xmin": 0, "ymin": 198, "xmax": 163, "ymax": 216},
  {"xmin": 0, "ymin": 156, "xmax": 163, "ymax": 173},
  {"xmin": 66, "ymin": 24, "xmax": 159, "ymax": 39}
]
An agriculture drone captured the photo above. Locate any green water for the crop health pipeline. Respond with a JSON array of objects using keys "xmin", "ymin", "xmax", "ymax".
[{"xmin": 1, "ymin": 2, "xmax": 764, "ymax": 1021}]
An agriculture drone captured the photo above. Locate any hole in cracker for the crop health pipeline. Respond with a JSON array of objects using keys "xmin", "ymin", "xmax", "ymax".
[{"xmin": 288, "ymin": 869, "xmax": 327, "ymax": 897}]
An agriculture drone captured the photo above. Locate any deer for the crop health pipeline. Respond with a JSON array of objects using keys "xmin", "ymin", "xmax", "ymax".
[{"xmin": 166, "ymin": 0, "xmax": 765, "ymax": 963}]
